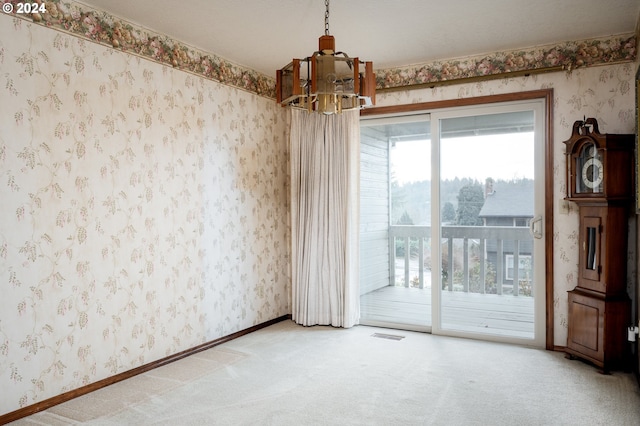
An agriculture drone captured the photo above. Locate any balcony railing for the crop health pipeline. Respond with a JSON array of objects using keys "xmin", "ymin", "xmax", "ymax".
[{"xmin": 390, "ymin": 225, "xmax": 533, "ymax": 296}]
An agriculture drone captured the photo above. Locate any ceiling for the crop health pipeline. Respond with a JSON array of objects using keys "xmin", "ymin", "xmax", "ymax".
[{"xmin": 79, "ymin": 0, "xmax": 639, "ymax": 77}]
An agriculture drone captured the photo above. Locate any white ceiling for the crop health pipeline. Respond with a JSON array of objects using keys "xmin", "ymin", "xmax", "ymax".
[{"xmin": 79, "ymin": 0, "xmax": 639, "ymax": 77}]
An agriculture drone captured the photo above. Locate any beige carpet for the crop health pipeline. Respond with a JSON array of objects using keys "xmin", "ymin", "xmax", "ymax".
[{"xmin": 11, "ymin": 320, "xmax": 640, "ymax": 425}]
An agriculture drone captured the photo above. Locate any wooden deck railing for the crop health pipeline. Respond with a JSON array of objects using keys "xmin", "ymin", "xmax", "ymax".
[{"xmin": 389, "ymin": 225, "xmax": 533, "ymax": 296}]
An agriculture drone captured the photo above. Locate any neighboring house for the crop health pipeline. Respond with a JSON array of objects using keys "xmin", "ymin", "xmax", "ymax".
[{"xmin": 479, "ymin": 180, "xmax": 534, "ymax": 289}]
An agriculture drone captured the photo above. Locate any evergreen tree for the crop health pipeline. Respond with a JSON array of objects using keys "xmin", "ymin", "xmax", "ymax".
[
  {"xmin": 442, "ymin": 202, "xmax": 456, "ymax": 223},
  {"xmin": 397, "ymin": 211, "xmax": 414, "ymax": 225},
  {"xmin": 456, "ymin": 183, "xmax": 484, "ymax": 225}
]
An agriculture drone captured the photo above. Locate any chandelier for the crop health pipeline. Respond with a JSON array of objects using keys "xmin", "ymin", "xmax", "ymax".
[{"xmin": 276, "ymin": 0, "xmax": 375, "ymax": 115}]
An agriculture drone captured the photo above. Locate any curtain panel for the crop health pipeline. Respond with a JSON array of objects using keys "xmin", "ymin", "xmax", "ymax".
[{"xmin": 290, "ymin": 109, "xmax": 360, "ymax": 328}]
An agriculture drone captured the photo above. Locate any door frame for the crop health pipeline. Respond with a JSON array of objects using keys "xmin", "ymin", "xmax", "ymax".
[{"xmin": 361, "ymin": 89, "xmax": 555, "ymax": 350}]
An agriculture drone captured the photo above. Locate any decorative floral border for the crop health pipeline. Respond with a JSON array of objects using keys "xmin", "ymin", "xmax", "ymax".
[
  {"xmin": 2, "ymin": 0, "xmax": 277, "ymax": 98},
  {"xmin": 377, "ymin": 35, "xmax": 636, "ymax": 90},
  {"xmin": 2, "ymin": 0, "xmax": 637, "ymax": 96}
]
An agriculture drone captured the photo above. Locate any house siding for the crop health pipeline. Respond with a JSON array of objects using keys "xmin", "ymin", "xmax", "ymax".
[{"xmin": 359, "ymin": 134, "xmax": 390, "ymax": 295}]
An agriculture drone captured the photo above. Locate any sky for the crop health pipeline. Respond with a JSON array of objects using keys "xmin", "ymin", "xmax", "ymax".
[{"xmin": 390, "ymin": 132, "xmax": 535, "ymax": 184}]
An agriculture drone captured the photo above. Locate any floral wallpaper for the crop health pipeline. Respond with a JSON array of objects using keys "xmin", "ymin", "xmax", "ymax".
[
  {"xmin": 0, "ymin": 15, "xmax": 289, "ymax": 416},
  {"xmin": 374, "ymin": 62, "xmax": 638, "ymax": 347}
]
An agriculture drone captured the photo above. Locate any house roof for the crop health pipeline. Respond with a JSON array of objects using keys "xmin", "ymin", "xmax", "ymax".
[{"xmin": 479, "ymin": 181, "xmax": 534, "ymax": 218}]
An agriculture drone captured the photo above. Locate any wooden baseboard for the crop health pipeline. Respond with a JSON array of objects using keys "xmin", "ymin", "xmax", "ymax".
[{"xmin": 0, "ymin": 315, "xmax": 291, "ymax": 425}]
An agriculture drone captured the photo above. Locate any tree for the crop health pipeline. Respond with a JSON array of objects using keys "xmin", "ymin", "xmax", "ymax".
[
  {"xmin": 390, "ymin": 175, "xmax": 408, "ymax": 224},
  {"xmin": 442, "ymin": 202, "xmax": 455, "ymax": 223},
  {"xmin": 456, "ymin": 183, "xmax": 484, "ymax": 225},
  {"xmin": 397, "ymin": 211, "xmax": 414, "ymax": 225}
]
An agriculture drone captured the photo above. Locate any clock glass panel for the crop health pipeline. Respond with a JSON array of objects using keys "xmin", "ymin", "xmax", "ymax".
[{"xmin": 576, "ymin": 142, "xmax": 603, "ymax": 193}]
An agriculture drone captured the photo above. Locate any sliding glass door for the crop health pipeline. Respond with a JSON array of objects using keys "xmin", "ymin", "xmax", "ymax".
[
  {"xmin": 360, "ymin": 99, "xmax": 546, "ymax": 346},
  {"xmin": 432, "ymin": 103, "xmax": 545, "ymax": 345}
]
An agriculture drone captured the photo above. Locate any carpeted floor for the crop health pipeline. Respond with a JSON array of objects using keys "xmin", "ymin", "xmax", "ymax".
[{"xmin": 11, "ymin": 320, "xmax": 640, "ymax": 425}]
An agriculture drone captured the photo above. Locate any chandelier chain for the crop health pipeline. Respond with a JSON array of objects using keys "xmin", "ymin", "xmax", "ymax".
[
  {"xmin": 275, "ymin": 0, "xmax": 374, "ymax": 113},
  {"xmin": 324, "ymin": 0, "xmax": 330, "ymax": 35}
]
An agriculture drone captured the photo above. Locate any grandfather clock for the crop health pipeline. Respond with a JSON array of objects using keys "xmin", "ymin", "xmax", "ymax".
[{"xmin": 564, "ymin": 118, "xmax": 634, "ymax": 372}]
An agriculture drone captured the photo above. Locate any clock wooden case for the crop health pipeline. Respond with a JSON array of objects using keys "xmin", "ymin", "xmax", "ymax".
[{"xmin": 564, "ymin": 118, "xmax": 634, "ymax": 372}]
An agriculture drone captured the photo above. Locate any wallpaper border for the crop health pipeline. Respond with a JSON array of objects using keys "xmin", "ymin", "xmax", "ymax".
[
  {"xmin": 1, "ymin": 0, "xmax": 277, "ymax": 98},
  {"xmin": 1, "ymin": 1, "xmax": 637, "ymax": 97},
  {"xmin": 377, "ymin": 35, "xmax": 636, "ymax": 91}
]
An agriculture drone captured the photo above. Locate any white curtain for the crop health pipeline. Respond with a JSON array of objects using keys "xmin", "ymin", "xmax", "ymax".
[{"xmin": 290, "ymin": 109, "xmax": 360, "ymax": 328}]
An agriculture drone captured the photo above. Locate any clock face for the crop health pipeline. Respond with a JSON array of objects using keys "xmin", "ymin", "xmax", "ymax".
[
  {"xmin": 581, "ymin": 157, "xmax": 603, "ymax": 189},
  {"xmin": 576, "ymin": 143, "xmax": 603, "ymax": 193}
]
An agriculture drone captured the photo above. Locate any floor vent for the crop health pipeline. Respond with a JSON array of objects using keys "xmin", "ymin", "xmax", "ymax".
[{"xmin": 371, "ymin": 333, "xmax": 405, "ymax": 341}]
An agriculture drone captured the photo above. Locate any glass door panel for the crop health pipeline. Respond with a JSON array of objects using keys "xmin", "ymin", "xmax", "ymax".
[
  {"xmin": 435, "ymin": 107, "xmax": 544, "ymax": 344},
  {"xmin": 359, "ymin": 116, "xmax": 432, "ymax": 331}
]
